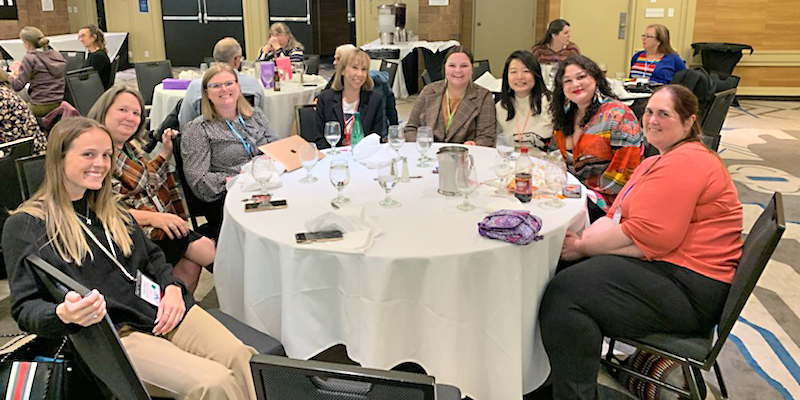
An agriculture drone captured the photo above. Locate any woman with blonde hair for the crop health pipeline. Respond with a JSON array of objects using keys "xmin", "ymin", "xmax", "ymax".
[
  {"xmin": 181, "ymin": 64, "xmax": 278, "ymax": 237},
  {"xmin": 314, "ymin": 49, "xmax": 386, "ymax": 148},
  {"xmin": 629, "ymin": 24, "xmax": 686, "ymax": 84},
  {"xmin": 2, "ymin": 117, "xmax": 258, "ymax": 400},
  {"xmin": 257, "ymin": 22, "xmax": 304, "ymax": 62},
  {"xmin": 78, "ymin": 24, "xmax": 112, "ymax": 89},
  {"xmin": 10, "ymin": 26, "xmax": 66, "ymax": 117}
]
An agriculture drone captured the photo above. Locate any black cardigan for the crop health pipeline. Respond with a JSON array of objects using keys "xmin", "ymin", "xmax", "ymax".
[{"xmin": 313, "ymin": 88, "xmax": 387, "ymax": 149}]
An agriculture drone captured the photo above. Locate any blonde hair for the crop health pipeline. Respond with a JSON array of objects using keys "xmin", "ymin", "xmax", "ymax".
[
  {"xmin": 270, "ymin": 23, "xmax": 304, "ymax": 51},
  {"xmin": 200, "ymin": 64, "xmax": 253, "ymax": 121},
  {"xmin": 331, "ymin": 49, "xmax": 374, "ymax": 91},
  {"xmin": 19, "ymin": 26, "xmax": 49, "ymax": 49},
  {"xmin": 648, "ymin": 24, "xmax": 677, "ymax": 55},
  {"xmin": 13, "ymin": 118, "xmax": 133, "ymax": 265},
  {"xmin": 87, "ymin": 85, "xmax": 147, "ymax": 144}
]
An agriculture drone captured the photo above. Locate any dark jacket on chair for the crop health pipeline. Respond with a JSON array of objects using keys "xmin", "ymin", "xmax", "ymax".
[{"xmin": 314, "ymin": 88, "xmax": 386, "ymax": 149}]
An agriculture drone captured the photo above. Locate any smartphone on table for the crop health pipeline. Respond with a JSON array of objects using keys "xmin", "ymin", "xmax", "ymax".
[
  {"xmin": 562, "ymin": 184, "xmax": 582, "ymax": 198},
  {"xmin": 295, "ymin": 230, "xmax": 344, "ymax": 244},
  {"xmin": 244, "ymin": 199, "xmax": 288, "ymax": 212}
]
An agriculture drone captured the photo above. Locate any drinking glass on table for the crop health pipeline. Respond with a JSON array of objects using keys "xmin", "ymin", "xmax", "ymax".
[
  {"xmin": 298, "ymin": 142, "xmax": 319, "ymax": 183},
  {"xmin": 251, "ymin": 155, "xmax": 277, "ymax": 194},
  {"xmin": 539, "ymin": 151, "xmax": 568, "ymax": 209},
  {"xmin": 329, "ymin": 160, "xmax": 351, "ymax": 207},
  {"xmin": 388, "ymin": 125, "xmax": 404, "ymax": 157},
  {"xmin": 491, "ymin": 154, "xmax": 513, "ymax": 195},
  {"xmin": 415, "ymin": 126, "xmax": 433, "ymax": 167},
  {"xmin": 496, "ymin": 133, "xmax": 514, "ymax": 160},
  {"xmin": 377, "ymin": 159, "xmax": 400, "ymax": 208},
  {"xmin": 324, "ymin": 121, "xmax": 342, "ymax": 154},
  {"xmin": 455, "ymin": 155, "xmax": 478, "ymax": 211}
]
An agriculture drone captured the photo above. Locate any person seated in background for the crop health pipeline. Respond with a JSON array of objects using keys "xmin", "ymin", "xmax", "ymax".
[
  {"xmin": 257, "ymin": 23, "xmax": 304, "ymax": 63},
  {"xmin": 313, "ymin": 49, "xmax": 386, "ymax": 148},
  {"xmin": 496, "ymin": 50, "xmax": 553, "ymax": 156},
  {"xmin": 405, "ymin": 46, "xmax": 496, "ymax": 147},
  {"xmin": 2, "ymin": 117, "xmax": 258, "ymax": 400},
  {"xmin": 77, "ymin": 24, "xmax": 112, "ymax": 89},
  {"xmin": 10, "ymin": 26, "xmax": 66, "ymax": 118},
  {"xmin": 629, "ymin": 24, "xmax": 686, "ymax": 84},
  {"xmin": 327, "ymin": 44, "xmax": 399, "ymax": 132},
  {"xmin": 549, "ymin": 55, "xmax": 642, "ymax": 221},
  {"xmin": 538, "ymin": 84, "xmax": 742, "ymax": 400},
  {"xmin": 181, "ymin": 64, "xmax": 278, "ymax": 238},
  {"xmin": 530, "ymin": 19, "xmax": 580, "ymax": 65},
  {"xmin": 179, "ymin": 37, "xmax": 264, "ymax": 129},
  {"xmin": 0, "ymin": 70, "xmax": 47, "ymax": 153},
  {"xmin": 88, "ymin": 86, "xmax": 215, "ymax": 293}
]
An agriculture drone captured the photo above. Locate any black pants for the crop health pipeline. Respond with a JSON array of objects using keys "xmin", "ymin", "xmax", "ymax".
[{"xmin": 538, "ymin": 255, "xmax": 730, "ymax": 400}]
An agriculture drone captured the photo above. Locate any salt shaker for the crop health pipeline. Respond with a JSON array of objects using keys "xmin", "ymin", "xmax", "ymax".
[{"xmin": 400, "ymin": 156, "xmax": 410, "ymax": 182}]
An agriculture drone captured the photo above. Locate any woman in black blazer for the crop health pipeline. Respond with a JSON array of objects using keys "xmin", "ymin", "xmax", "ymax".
[{"xmin": 314, "ymin": 49, "xmax": 386, "ymax": 149}]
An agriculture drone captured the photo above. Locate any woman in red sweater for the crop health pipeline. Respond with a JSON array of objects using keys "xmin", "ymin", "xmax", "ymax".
[{"xmin": 538, "ymin": 84, "xmax": 742, "ymax": 400}]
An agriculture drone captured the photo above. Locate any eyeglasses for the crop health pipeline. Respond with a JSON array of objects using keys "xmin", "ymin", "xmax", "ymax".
[
  {"xmin": 207, "ymin": 80, "xmax": 237, "ymax": 89},
  {"xmin": 641, "ymin": 34, "xmax": 657, "ymax": 39}
]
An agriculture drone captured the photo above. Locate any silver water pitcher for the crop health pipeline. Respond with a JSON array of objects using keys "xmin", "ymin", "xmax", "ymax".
[{"xmin": 436, "ymin": 146, "xmax": 469, "ymax": 196}]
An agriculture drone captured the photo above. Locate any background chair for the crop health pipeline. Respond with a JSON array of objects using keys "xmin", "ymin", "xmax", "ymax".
[
  {"xmin": 251, "ymin": 354, "xmax": 461, "ymax": 400},
  {"xmin": 15, "ymin": 153, "xmax": 46, "ymax": 201},
  {"xmin": 602, "ymin": 192, "xmax": 786, "ymax": 400},
  {"xmin": 421, "ymin": 70, "xmax": 433, "ymax": 87},
  {"xmin": 0, "ymin": 137, "xmax": 35, "ymax": 279},
  {"xmin": 295, "ymin": 104, "xmax": 317, "ymax": 142},
  {"xmin": 135, "ymin": 60, "xmax": 173, "ymax": 106},
  {"xmin": 59, "ymin": 50, "xmax": 86, "ymax": 72},
  {"xmin": 420, "ymin": 47, "xmax": 454, "ymax": 83},
  {"xmin": 64, "ymin": 67, "xmax": 106, "ymax": 116},
  {"xmin": 109, "ymin": 54, "xmax": 121, "ymax": 87},
  {"xmin": 700, "ymin": 88, "xmax": 737, "ymax": 152},
  {"xmin": 304, "ymin": 53, "xmax": 320, "ymax": 75},
  {"xmin": 379, "ymin": 59, "xmax": 399, "ymax": 88},
  {"xmin": 472, "ymin": 59, "xmax": 490, "ymax": 81}
]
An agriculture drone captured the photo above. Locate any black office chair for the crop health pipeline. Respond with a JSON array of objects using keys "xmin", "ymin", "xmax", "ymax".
[
  {"xmin": 15, "ymin": 154, "xmax": 46, "ymax": 201},
  {"xmin": 379, "ymin": 59, "xmax": 399, "ymax": 88},
  {"xmin": 472, "ymin": 59, "xmax": 490, "ymax": 81},
  {"xmin": 602, "ymin": 192, "xmax": 786, "ymax": 400},
  {"xmin": 421, "ymin": 70, "xmax": 433, "ymax": 87},
  {"xmin": 304, "ymin": 54, "xmax": 320, "ymax": 75},
  {"xmin": 109, "ymin": 54, "xmax": 121, "ymax": 87},
  {"xmin": 64, "ymin": 67, "xmax": 106, "ymax": 116},
  {"xmin": 0, "ymin": 137, "xmax": 35, "ymax": 279},
  {"xmin": 700, "ymin": 88, "xmax": 737, "ymax": 152},
  {"xmin": 295, "ymin": 104, "xmax": 317, "ymax": 142},
  {"xmin": 251, "ymin": 354, "xmax": 462, "ymax": 400},
  {"xmin": 59, "ymin": 50, "xmax": 86, "ymax": 72},
  {"xmin": 135, "ymin": 60, "xmax": 174, "ymax": 106}
]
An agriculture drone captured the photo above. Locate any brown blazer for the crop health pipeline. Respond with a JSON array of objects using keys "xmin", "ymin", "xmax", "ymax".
[{"xmin": 405, "ymin": 80, "xmax": 497, "ymax": 147}]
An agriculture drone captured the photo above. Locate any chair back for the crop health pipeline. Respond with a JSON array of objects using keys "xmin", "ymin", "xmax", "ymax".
[
  {"xmin": 26, "ymin": 254, "xmax": 152, "ymax": 400},
  {"xmin": 295, "ymin": 104, "xmax": 317, "ymax": 142},
  {"xmin": 59, "ymin": 50, "xmax": 86, "ymax": 72},
  {"xmin": 421, "ymin": 70, "xmax": 432, "ymax": 87},
  {"xmin": 109, "ymin": 54, "xmax": 121, "ymax": 87},
  {"xmin": 64, "ymin": 67, "xmax": 106, "ymax": 116},
  {"xmin": 304, "ymin": 54, "xmax": 320, "ymax": 75},
  {"xmin": 15, "ymin": 154, "xmax": 46, "ymax": 201},
  {"xmin": 135, "ymin": 60, "xmax": 173, "ymax": 105},
  {"xmin": 0, "ymin": 137, "xmax": 35, "ymax": 213},
  {"xmin": 172, "ymin": 134, "xmax": 206, "ymax": 228},
  {"xmin": 700, "ymin": 88, "xmax": 737, "ymax": 152},
  {"xmin": 472, "ymin": 60, "xmax": 490, "ymax": 81},
  {"xmin": 707, "ymin": 192, "xmax": 785, "ymax": 366},
  {"xmin": 420, "ymin": 47, "xmax": 453, "ymax": 83},
  {"xmin": 672, "ymin": 68, "xmax": 716, "ymax": 122},
  {"xmin": 379, "ymin": 59, "xmax": 399, "ymax": 88}
]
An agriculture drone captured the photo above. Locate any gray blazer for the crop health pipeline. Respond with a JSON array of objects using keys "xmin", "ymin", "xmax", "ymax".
[{"xmin": 404, "ymin": 80, "xmax": 497, "ymax": 147}]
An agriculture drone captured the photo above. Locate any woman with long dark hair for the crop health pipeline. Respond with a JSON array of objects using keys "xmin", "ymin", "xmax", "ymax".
[{"xmin": 530, "ymin": 19, "xmax": 580, "ymax": 64}]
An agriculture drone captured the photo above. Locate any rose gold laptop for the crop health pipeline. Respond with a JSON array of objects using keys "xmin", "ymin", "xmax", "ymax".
[{"xmin": 258, "ymin": 135, "xmax": 325, "ymax": 172}]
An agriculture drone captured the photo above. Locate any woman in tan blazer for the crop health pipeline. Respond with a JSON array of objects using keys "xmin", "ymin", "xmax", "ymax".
[{"xmin": 405, "ymin": 47, "xmax": 497, "ymax": 147}]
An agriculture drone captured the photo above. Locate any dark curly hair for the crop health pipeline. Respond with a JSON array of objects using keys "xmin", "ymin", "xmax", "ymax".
[
  {"xmin": 549, "ymin": 55, "xmax": 616, "ymax": 136},
  {"xmin": 499, "ymin": 50, "xmax": 551, "ymax": 121}
]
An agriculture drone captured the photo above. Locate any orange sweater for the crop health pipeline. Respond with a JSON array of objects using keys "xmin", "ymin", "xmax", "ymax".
[{"xmin": 608, "ymin": 142, "xmax": 742, "ymax": 283}]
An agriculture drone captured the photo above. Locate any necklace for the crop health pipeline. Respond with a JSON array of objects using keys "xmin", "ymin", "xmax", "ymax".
[{"xmin": 75, "ymin": 202, "xmax": 92, "ymax": 226}]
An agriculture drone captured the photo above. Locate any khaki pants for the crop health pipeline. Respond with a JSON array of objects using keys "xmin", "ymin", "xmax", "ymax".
[
  {"xmin": 27, "ymin": 101, "xmax": 60, "ymax": 118},
  {"xmin": 120, "ymin": 306, "xmax": 257, "ymax": 400}
]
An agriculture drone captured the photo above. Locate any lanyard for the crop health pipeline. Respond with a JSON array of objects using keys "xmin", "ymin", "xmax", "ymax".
[
  {"xmin": 516, "ymin": 105, "xmax": 531, "ymax": 144},
  {"xmin": 225, "ymin": 115, "xmax": 253, "ymax": 157},
  {"xmin": 619, "ymin": 155, "xmax": 662, "ymax": 204},
  {"xmin": 121, "ymin": 145, "xmax": 143, "ymax": 168},
  {"xmin": 445, "ymin": 88, "xmax": 462, "ymax": 131},
  {"xmin": 79, "ymin": 221, "xmax": 135, "ymax": 282}
]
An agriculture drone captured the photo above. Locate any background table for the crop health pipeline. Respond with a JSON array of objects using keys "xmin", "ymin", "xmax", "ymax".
[
  {"xmin": 0, "ymin": 32, "xmax": 128, "ymax": 63},
  {"xmin": 361, "ymin": 39, "xmax": 459, "ymax": 99},
  {"xmin": 215, "ymin": 143, "xmax": 588, "ymax": 400},
  {"xmin": 150, "ymin": 74, "xmax": 327, "ymax": 137}
]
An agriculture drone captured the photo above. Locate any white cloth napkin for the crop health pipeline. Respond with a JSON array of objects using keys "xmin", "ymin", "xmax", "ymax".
[
  {"xmin": 227, "ymin": 161, "xmax": 286, "ymax": 192},
  {"xmin": 300, "ymin": 206, "xmax": 382, "ymax": 254},
  {"xmin": 352, "ymin": 134, "xmax": 395, "ymax": 169}
]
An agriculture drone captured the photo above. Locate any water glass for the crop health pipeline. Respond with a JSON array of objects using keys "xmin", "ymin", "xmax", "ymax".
[
  {"xmin": 492, "ymin": 155, "xmax": 513, "ymax": 195},
  {"xmin": 496, "ymin": 133, "xmax": 514, "ymax": 160},
  {"xmin": 324, "ymin": 121, "xmax": 342, "ymax": 154},
  {"xmin": 298, "ymin": 143, "xmax": 319, "ymax": 183},
  {"xmin": 455, "ymin": 155, "xmax": 478, "ymax": 211},
  {"xmin": 329, "ymin": 160, "xmax": 351, "ymax": 207},
  {"xmin": 416, "ymin": 126, "xmax": 434, "ymax": 167},
  {"xmin": 388, "ymin": 125, "xmax": 405, "ymax": 156},
  {"xmin": 377, "ymin": 160, "xmax": 400, "ymax": 208},
  {"xmin": 539, "ymin": 151, "xmax": 568, "ymax": 209},
  {"xmin": 199, "ymin": 62, "xmax": 208, "ymax": 74},
  {"xmin": 251, "ymin": 156, "xmax": 276, "ymax": 194}
]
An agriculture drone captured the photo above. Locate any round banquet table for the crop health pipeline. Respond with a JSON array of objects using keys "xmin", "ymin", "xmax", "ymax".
[
  {"xmin": 149, "ymin": 74, "xmax": 327, "ymax": 137},
  {"xmin": 214, "ymin": 143, "xmax": 589, "ymax": 400}
]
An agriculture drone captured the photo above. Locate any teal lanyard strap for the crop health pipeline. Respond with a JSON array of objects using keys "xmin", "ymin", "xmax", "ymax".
[{"xmin": 225, "ymin": 115, "xmax": 253, "ymax": 156}]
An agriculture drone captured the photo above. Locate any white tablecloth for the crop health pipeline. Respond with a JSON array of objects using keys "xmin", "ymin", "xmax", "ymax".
[
  {"xmin": 0, "ymin": 32, "xmax": 128, "ymax": 62},
  {"xmin": 215, "ymin": 143, "xmax": 588, "ymax": 400},
  {"xmin": 149, "ymin": 74, "xmax": 327, "ymax": 137}
]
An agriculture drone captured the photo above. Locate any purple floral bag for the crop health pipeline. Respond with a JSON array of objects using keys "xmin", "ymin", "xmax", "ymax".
[{"xmin": 478, "ymin": 210, "xmax": 543, "ymax": 245}]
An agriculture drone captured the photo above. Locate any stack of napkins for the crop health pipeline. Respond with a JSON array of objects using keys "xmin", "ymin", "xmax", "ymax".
[
  {"xmin": 301, "ymin": 206, "xmax": 382, "ymax": 254},
  {"xmin": 352, "ymin": 134, "xmax": 395, "ymax": 169}
]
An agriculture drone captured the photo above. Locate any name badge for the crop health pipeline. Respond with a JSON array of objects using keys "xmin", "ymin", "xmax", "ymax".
[
  {"xmin": 612, "ymin": 207, "xmax": 622, "ymax": 225},
  {"xmin": 135, "ymin": 271, "xmax": 161, "ymax": 307},
  {"xmin": 151, "ymin": 196, "xmax": 166, "ymax": 213}
]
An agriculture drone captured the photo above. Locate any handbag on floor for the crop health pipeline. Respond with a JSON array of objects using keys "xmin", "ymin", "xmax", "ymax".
[{"xmin": 615, "ymin": 349, "xmax": 706, "ymax": 400}]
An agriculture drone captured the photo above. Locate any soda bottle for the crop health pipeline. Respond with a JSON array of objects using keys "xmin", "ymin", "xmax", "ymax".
[
  {"xmin": 351, "ymin": 112, "xmax": 364, "ymax": 147},
  {"xmin": 514, "ymin": 147, "xmax": 533, "ymax": 203},
  {"xmin": 273, "ymin": 62, "xmax": 281, "ymax": 92}
]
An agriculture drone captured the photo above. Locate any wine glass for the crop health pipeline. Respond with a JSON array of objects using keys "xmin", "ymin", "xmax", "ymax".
[
  {"xmin": 329, "ymin": 160, "xmax": 351, "ymax": 207},
  {"xmin": 415, "ymin": 126, "xmax": 433, "ymax": 167},
  {"xmin": 455, "ymin": 155, "xmax": 478, "ymax": 211},
  {"xmin": 539, "ymin": 151, "xmax": 568, "ymax": 209},
  {"xmin": 491, "ymin": 155, "xmax": 514, "ymax": 195},
  {"xmin": 388, "ymin": 125, "xmax": 405, "ymax": 157},
  {"xmin": 298, "ymin": 142, "xmax": 319, "ymax": 183},
  {"xmin": 496, "ymin": 133, "xmax": 514, "ymax": 160},
  {"xmin": 324, "ymin": 121, "xmax": 341, "ymax": 154},
  {"xmin": 377, "ymin": 160, "xmax": 400, "ymax": 208},
  {"xmin": 251, "ymin": 156, "xmax": 276, "ymax": 194}
]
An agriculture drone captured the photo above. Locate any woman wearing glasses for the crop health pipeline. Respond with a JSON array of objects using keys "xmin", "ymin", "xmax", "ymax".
[
  {"xmin": 629, "ymin": 24, "xmax": 686, "ymax": 84},
  {"xmin": 181, "ymin": 64, "xmax": 278, "ymax": 237}
]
